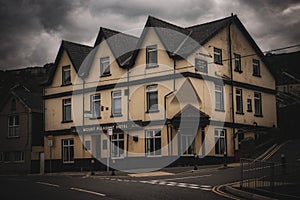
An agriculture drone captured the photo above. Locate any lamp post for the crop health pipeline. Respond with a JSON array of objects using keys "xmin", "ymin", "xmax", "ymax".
[{"xmin": 107, "ymin": 128, "xmax": 113, "ymax": 172}]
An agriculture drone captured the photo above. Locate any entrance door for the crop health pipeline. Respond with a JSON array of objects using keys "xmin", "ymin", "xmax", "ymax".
[{"xmin": 181, "ymin": 135, "xmax": 195, "ymax": 155}]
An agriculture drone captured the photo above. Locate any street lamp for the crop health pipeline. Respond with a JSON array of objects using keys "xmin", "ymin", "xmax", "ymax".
[{"xmin": 107, "ymin": 128, "xmax": 113, "ymax": 172}]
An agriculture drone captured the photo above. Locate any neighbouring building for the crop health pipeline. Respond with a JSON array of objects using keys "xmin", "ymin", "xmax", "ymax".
[
  {"xmin": 43, "ymin": 15, "xmax": 277, "ymax": 172},
  {"xmin": 0, "ymin": 84, "xmax": 44, "ymax": 174}
]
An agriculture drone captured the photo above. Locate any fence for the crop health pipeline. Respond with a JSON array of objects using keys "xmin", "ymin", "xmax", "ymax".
[{"xmin": 240, "ymin": 158, "xmax": 299, "ymax": 192}]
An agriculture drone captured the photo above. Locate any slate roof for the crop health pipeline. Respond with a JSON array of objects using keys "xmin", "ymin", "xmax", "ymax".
[{"xmin": 265, "ymin": 51, "xmax": 300, "ymax": 85}]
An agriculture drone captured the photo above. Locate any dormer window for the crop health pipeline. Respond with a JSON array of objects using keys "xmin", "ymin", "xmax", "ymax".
[
  {"xmin": 100, "ymin": 56, "xmax": 111, "ymax": 76},
  {"xmin": 62, "ymin": 65, "xmax": 71, "ymax": 85},
  {"xmin": 146, "ymin": 45, "xmax": 158, "ymax": 68}
]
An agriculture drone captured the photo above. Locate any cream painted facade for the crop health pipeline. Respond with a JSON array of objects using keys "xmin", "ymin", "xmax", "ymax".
[{"xmin": 44, "ymin": 16, "xmax": 277, "ymax": 171}]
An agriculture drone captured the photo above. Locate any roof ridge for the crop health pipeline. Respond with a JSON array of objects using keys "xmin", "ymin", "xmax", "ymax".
[
  {"xmin": 147, "ymin": 15, "xmax": 190, "ymax": 33},
  {"xmin": 100, "ymin": 26, "xmax": 140, "ymax": 39},
  {"xmin": 62, "ymin": 40, "xmax": 93, "ymax": 49},
  {"xmin": 185, "ymin": 15, "xmax": 235, "ymax": 29}
]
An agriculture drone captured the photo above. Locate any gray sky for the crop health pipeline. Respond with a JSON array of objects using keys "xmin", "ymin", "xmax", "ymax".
[{"xmin": 0, "ymin": 0, "xmax": 300, "ymax": 70}]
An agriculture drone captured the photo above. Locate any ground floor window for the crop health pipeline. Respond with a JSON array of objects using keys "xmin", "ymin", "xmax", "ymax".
[
  {"xmin": 62, "ymin": 139, "xmax": 74, "ymax": 163},
  {"xmin": 145, "ymin": 130, "xmax": 161, "ymax": 156},
  {"xmin": 111, "ymin": 133, "xmax": 124, "ymax": 158},
  {"xmin": 181, "ymin": 134, "xmax": 195, "ymax": 155},
  {"xmin": 214, "ymin": 129, "xmax": 226, "ymax": 155},
  {"xmin": 13, "ymin": 151, "xmax": 24, "ymax": 162}
]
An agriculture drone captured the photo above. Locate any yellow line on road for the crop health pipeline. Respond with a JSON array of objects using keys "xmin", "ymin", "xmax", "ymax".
[
  {"xmin": 212, "ymin": 182, "xmax": 240, "ymax": 200},
  {"xmin": 263, "ymin": 141, "xmax": 288, "ymax": 161}
]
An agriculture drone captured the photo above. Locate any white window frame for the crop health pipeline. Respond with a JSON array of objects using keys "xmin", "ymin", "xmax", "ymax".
[
  {"xmin": 62, "ymin": 98, "xmax": 72, "ymax": 122},
  {"xmin": 62, "ymin": 139, "xmax": 74, "ymax": 163},
  {"xmin": 236, "ymin": 88, "xmax": 243, "ymax": 113},
  {"xmin": 91, "ymin": 94, "xmax": 101, "ymax": 118},
  {"xmin": 62, "ymin": 65, "xmax": 71, "ymax": 85},
  {"xmin": 111, "ymin": 133, "xmax": 124, "ymax": 158},
  {"xmin": 214, "ymin": 47, "xmax": 222, "ymax": 64},
  {"xmin": 254, "ymin": 92, "xmax": 262, "ymax": 116},
  {"xmin": 112, "ymin": 90, "xmax": 122, "ymax": 116},
  {"xmin": 146, "ymin": 45, "xmax": 158, "ymax": 68},
  {"xmin": 145, "ymin": 130, "xmax": 161, "ymax": 157},
  {"xmin": 8, "ymin": 115, "xmax": 19, "ymax": 137},
  {"xmin": 13, "ymin": 151, "xmax": 24, "ymax": 162},
  {"xmin": 215, "ymin": 84, "xmax": 224, "ymax": 111},
  {"xmin": 100, "ymin": 56, "xmax": 110, "ymax": 76},
  {"xmin": 181, "ymin": 134, "xmax": 195, "ymax": 156},
  {"xmin": 146, "ymin": 85, "xmax": 158, "ymax": 112},
  {"xmin": 214, "ymin": 129, "xmax": 226, "ymax": 155},
  {"xmin": 234, "ymin": 53, "xmax": 242, "ymax": 72}
]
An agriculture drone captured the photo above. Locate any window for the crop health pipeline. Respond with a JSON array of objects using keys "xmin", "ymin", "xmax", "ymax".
[
  {"xmin": 111, "ymin": 133, "xmax": 124, "ymax": 158},
  {"xmin": 181, "ymin": 135, "xmax": 195, "ymax": 155},
  {"xmin": 62, "ymin": 139, "xmax": 74, "ymax": 163},
  {"xmin": 215, "ymin": 84, "xmax": 224, "ymax": 111},
  {"xmin": 11, "ymin": 99, "xmax": 16, "ymax": 111},
  {"xmin": 146, "ymin": 85, "xmax": 158, "ymax": 112},
  {"xmin": 146, "ymin": 45, "xmax": 158, "ymax": 68},
  {"xmin": 13, "ymin": 151, "xmax": 24, "ymax": 162},
  {"xmin": 195, "ymin": 58, "xmax": 208, "ymax": 73},
  {"xmin": 254, "ymin": 92, "xmax": 262, "ymax": 116},
  {"xmin": 3, "ymin": 152, "xmax": 10, "ymax": 162},
  {"xmin": 112, "ymin": 91, "xmax": 122, "ymax": 116},
  {"xmin": 62, "ymin": 98, "xmax": 72, "ymax": 122},
  {"xmin": 215, "ymin": 129, "xmax": 226, "ymax": 155},
  {"xmin": 247, "ymin": 99, "xmax": 252, "ymax": 112},
  {"xmin": 100, "ymin": 56, "xmax": 110, "ymax": 76},
  {"xmin": 253, "ymin": 59, "xmax": 261, "ymax": 77},
  {"xmin": 214, "ymin": 47, "xmax": 222, "ymax": 65},
  {"xmin": 62, "ymin": 65, "xmax": 71, "ymax": 85},
  {"xmin": 234, "ymin": 53, "xmax": 242, "ymax": 72},
  {"xmin": 236, "ymin": 89, "xmax": 243, "ymax": 114},
  {"xmin": 85, "ymin": 140, "xmax": 91, "ymax": 151},
  {"xmin": 145, "ymin": 130, "xmax": 161, "ymax": 156},
  {"xmin": 91, "ymin": 94, "xmax": 101, "ymax": 118},
  {"xmin": 8, "ymin": 115, "xmax": 19, "ymax": 137}
]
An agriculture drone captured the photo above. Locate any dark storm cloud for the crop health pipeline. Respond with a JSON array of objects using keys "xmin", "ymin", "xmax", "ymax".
[{"xmin": 0, "ymin": 0, "xmax": 299, "ymax": 70}]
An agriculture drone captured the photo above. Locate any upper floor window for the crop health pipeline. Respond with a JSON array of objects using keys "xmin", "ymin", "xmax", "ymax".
[
  {"xmin": 146, "ymin": 45, "xmax": 158, "ymax": 68},
  {"xmin": 247, "ymin": 99, "xmax": 252, "ymax": 112},
  {"xmin": 62, "ymin": 65, "xmax": 71, "ymax": 85},
  {"xmin": 62, "ymin": 98, "xmax": 72, "ymax": 122},
  {"xmin": 254, "ymin": 92, "xmax": 262, "ymax": 116},
  {"xmin": 215, "ymin": 84, "xmax": 224, "ymax": 111},
  {"xmin": 90, "ymin": 94, "xmax": 101, "ymax": 118},
  {"xmin": 112, "ymin": 90, "xmax": 122, "ymax": 116},
  {"xmin": 62, "ymin": 139, "xmax": 74, "ymax": 163},
  {"xmin": 234, "ymin": 53, "xmax": 242, "ymax": 72},
  {"xmin": 253, "ymin": 59, "xmax": 261, "ymax": 77},
  {"xmin": 214, "ymin": 47, "xmax": 222, "ymax": 65},
  {"xmin": 8, "ymin": 115, "xmax": 19, "ymax": 137},
  {"xmin": 146, "ymin": 85, "xmax": 158, "ymax": 112},
  {"xmin": 236, "ymin": 88, "xmax": 243, "ymax": 114},
  {"xmin": 100, "ymin": 56, "xmax": 110, "ymax": 76},
  {"xmin": 195, "ymin": 58, "xmax": 208, "ymax": 73},
  {"xmin": 11, "ymin": 99, "xmax": 16, "ymax": 111}
]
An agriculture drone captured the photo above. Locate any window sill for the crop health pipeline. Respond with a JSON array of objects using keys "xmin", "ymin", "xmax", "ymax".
[
  {"xmin": 110, "ymin": 114, "xmax": 123, "ymax": 118},
  {"xmin": 146, "ymin": 64, "xmax": 159, "ymax": 69},
  {"xmin": 7, "ymin": 136, "xmax": 20, "ymax": 139},
  {"xmin": 100, "ymin": 73, "xmax": 111, "ymax": 77},
  {"xmin": 254, "ymin": 114, "xmax": 263, "ymax": 117},
  {"xmin": 247, "ymin": 110, "xmax": 252, "ymax": 113},
  {"xmin": 89, "ymin": 117, "xmax": 101, "ymax": 120},
  {"xmin": 215, "ymin": 109, "xmax": 225, "ymax": 112},
  {"xmin": 214, "ymin": 62, "xmax": 223, "ymax": 65},
  {"xmin": 234, "ymin": 69, "xmax": 243, "ymax": 73},
  {"xmin": 236, "ymin": 112, "xmax": 244, "ymax": 115},
  {"xmin": 61, "ymin": 120, "xmax": 73, "ymax": 123},
  {"xmin": 146, "ymin": 109, "xmax": 160, "ymax": 113},
  {"xmin": 252, "ymin": 74, "xmax": 261, "ymax": 78},
  {"xmin": 61, "ymin": 83, "xmax": 72, "ymax": 87}
]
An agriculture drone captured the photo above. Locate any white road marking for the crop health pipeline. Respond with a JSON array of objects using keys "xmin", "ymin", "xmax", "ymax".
[
  {"xmin": 70, "ymin": 187, "xmax": 106, "ymax": 197},
  {"xmin": 159, "ymin": 174, "xmax": 212, "ymax": 181},
  {"xmin": 36, "ymin": 182, "xmax": 59, "ymax": 187}
]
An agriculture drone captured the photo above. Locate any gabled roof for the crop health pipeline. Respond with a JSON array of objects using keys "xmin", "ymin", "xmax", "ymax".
[
  {"xmin": 43, "ymin": 40, "xmax": 92, "ymax": 85},
  {"xmin": 0, "ymin": 84, "xmax": 42, "ymax": 112},
  {"xmin": 94, "ymin": 27, "xmax": 139, "ymax": 67},
  {"xmin": 265, "ymin": 51, "xmax": 300, "ymax": 85}
]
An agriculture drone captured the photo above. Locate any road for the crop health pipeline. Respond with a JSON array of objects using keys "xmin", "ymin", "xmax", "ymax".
[{"xmin": 0, "ymin": 165, "xmax": 241, "ymax": 200}]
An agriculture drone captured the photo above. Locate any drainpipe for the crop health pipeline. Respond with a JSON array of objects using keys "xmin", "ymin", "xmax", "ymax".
[
  {"xmin": 228, "ymin": 15, "xmax": 236, "ymax": 156},
  {"xmin": 126, "ymin": 67, "xmax": 129, "ymax": 157}
]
